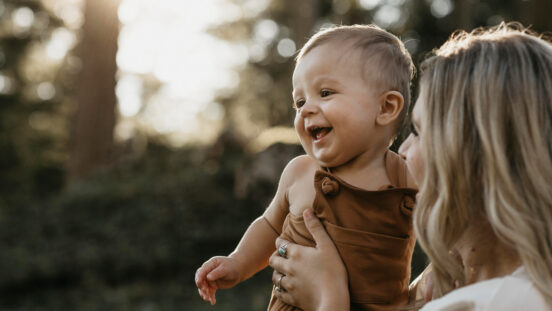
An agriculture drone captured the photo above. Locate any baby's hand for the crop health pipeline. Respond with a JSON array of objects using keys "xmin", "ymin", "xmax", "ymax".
[{"xmin": 195, "ymin": 256, "xmax": 243, "ymax": 305}]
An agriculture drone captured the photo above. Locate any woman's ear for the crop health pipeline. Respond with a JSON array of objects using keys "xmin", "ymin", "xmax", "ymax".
[{"xmin": 376, "ymin": 91, "xmax": 404, "ymax": 126}]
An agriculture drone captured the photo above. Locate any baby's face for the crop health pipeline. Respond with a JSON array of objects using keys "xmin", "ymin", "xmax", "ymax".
[{"xmin": 292, "ymin": 41, "xmax": 385, "ymax": 168}]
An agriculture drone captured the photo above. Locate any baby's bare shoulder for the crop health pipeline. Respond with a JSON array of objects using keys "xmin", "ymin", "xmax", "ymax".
[
  {"xmin": 276, "ymin": 155, "xmax": 318, "ymax": 196},
  {"xmin": 284, "ymin": 155, "xmax": 318, "ymax": 216},
  {"xmin": 282, "ymin": 155, "xmax": 318, "ymax": 179}
]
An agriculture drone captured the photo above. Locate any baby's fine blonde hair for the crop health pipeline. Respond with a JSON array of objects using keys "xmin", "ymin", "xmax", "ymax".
[
  {"xmin": 414, "ymin": 22, "xmax": 552, "ymax": 303},
  {"xmin": 297, "ymin": 24, "xmax": 415, "ymax": 133}
]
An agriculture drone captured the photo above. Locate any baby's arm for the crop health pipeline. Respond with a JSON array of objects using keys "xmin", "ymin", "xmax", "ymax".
[
  {"xmin": 195, "ymin": 216, "xmax": 279, "ymax": 304},
  {"xmin": 195, "ymin": 156, "xmax": 307, "ymax": 305}
]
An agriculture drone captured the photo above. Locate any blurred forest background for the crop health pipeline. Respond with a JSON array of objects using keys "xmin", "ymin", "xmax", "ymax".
[{"xmin": 0, "ymin": 0, "xmax": 550, "ymax": 310}]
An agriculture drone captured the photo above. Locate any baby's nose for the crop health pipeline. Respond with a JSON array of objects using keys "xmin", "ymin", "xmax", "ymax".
[{"xmin": 300, "ymin": 101, "xmax": 319, "ymax": 117}]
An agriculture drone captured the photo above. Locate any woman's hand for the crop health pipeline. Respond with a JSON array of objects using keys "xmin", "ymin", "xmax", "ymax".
[{"xmin": 269, "ymin": 209, "xmax": 350, "ymax": 311}]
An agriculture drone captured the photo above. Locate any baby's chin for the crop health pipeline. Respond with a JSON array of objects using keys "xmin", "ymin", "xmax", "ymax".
[
  {"xmin": 311, "ymin": 156, "xmax": 346, "ymax": 169},
  {"xmin": 301, "ymin": 147, "xmax": 345, "ymax": 168}
]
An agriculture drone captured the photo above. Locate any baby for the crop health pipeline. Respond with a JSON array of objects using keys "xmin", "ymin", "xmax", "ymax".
[{"xmin": 196, "ymin": 24, "xmax": 417, "ymax": 310}]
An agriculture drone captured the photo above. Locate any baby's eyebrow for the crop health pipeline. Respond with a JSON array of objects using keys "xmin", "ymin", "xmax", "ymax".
[
  {"xmin": 292, "ymin": 88, "xmax": 303, "ymax": 98},
  {"xmin": 313, "ymin": 75, "xmax": 344, "ymax": 87}
]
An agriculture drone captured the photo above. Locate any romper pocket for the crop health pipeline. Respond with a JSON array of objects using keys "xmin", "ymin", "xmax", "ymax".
[{"xmin": 323, "ymin": 221, "xmax": 411, "ymax": 305}]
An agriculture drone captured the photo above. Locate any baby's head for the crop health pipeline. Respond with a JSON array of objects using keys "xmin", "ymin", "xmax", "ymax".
[{"xmin": 292, "ymin": 24, "xmax": 414, "ymax": 167}]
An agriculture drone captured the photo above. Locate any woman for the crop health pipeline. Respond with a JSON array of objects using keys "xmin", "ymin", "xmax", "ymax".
[{"xmin": 269, "ymin": 23, "xmax": 552, "ymax": 310}]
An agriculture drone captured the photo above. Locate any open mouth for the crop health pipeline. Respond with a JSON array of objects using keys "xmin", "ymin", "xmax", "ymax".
[{"xmin": 308, "ymin": 126, "xmax": 333, "ymax": 140}]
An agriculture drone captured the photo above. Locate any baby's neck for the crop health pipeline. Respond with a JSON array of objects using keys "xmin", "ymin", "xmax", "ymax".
[
  {"xmin": 454, "ymin": 215, "xmax": 521, "ymax": 285},
  {"xmin": 330, "ymin": 148, "xmax": 390, "ymax": 190}
]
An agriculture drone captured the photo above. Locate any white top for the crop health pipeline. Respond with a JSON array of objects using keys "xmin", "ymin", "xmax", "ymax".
[{"xmin": 420, "ymin": 266, "xmax": 550, "ymax": 311}]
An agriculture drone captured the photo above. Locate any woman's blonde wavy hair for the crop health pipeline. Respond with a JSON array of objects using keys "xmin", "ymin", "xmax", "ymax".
[{"xmin": 414, "ymin": 22, "xmax": 552, "ymax": 302}]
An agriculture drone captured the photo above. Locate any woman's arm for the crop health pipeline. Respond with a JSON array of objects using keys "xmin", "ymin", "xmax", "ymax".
[{"xmin": 269, "ymin": 209, "xmax": 350, "ymax": 311}]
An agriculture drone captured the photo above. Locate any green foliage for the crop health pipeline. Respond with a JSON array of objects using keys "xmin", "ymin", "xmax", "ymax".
[
  {"xmin": 0, "ymin": 0, "xmax": 71, "ymax": 204},
  {"xmin": 0, "ymin": 140, "xmax": 285, "ymax": 310}
]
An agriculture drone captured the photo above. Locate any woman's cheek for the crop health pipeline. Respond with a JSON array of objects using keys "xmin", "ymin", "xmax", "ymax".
[
  {"xmin": 400, "ymin": 136, "xmax": 424, "ymax": 187},
  {"xmin": 409, "ymin": 143, "xmax": 424, "ymax": 186}
]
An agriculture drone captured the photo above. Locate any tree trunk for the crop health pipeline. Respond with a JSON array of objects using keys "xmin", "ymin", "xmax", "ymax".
[
  {"xmin": 453, "ymin": 0, "xmax": 473, "ymax": 31},
  {"xmin": 69, "ymin": 0, "xmax": 120, "ymax": 180}
]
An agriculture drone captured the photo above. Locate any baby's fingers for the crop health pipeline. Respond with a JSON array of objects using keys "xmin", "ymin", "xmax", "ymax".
[
  {"xmin": 195, "ymin": 265, "xmax": 210, "ymax": 288},
  {"xmin": 198, "ymin": 287, "xmax": 209, "ymax": 302},
  {"xmin": 206, "ymin": 264, "xmax": 229, "ymax": 282},
  {"xmin": 196, "ymin": 257, "xmax": 222, "ymax": 285},
  {"xmin": 197, "ymin": 280, "xmax": 218, "ymax": 305},
  {"xmin": 206, "ymin": 281, "xmax": 218, "ymax": 305}
]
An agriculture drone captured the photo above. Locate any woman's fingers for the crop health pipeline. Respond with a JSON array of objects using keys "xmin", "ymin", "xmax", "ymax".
[
  {"xmin": 273, "ymin": 283, "xmax": 297, "ymax": 306},
  {"xmin": 303, "ymin": 209, "xmax": 333, "ymax": 249},
  {"xmin": 272, "ymin": 270, "xmax": 284, "ymax": 289},
  {"xmin": 271, "ymin": 270, "xmax": 280, "ymax": 287},
  {"xmin": 271, "ymin": 270, "xmax": 294, "ymax": 291},
  {"xmin": 269, "ymin": 249, "xmax": 291, "ymax": 276},
  {"xmin": 272, "ymin": 271, "xmax": 298, "ymax": 305},
  {"xmin": 275, "ymin": 237, "xmax": 294, "ymax": 258},
  {"xmin": 268, "ymin": 211, "xmax": 349, "ymax": 310}
]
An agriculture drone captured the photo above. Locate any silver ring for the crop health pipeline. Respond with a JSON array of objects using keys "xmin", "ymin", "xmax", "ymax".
[
  {"xmin": 276, "ymin": 274, "xmax": 285, "ymax": 292},
  {"xmin": 278, "ymin": 242, "xmax": 290, "ymax": 257}
]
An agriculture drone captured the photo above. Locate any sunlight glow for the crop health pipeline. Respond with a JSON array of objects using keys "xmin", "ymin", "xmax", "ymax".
[
  {"xmin": 374, "ymin": 5, "xmax": 402, "ymax": 28},
  {"xmin": 0, "ymin": 74, "xmax": 15, "ymax": 95},
  {"xmin": 430, "ymin": 0, "xmax": 454, "ymax": 18},
  {"xmin": 241, "ymin": 0, "xmax": 271, "ymax": 18},
  {"xmin": 248, "ymin": 43, "xmax": 267, "ymax": 63},
  {"xmin": 37, "ymin": 82, "xmax": 56, "ymax": 100},
  {"xmin": 248, "ymin": 126, "xmax": 299, "ymax": 153},
  {"xmin": 277, "ymin": 38, "xmax": 296, "ymax": 58},
  {"xmin": 201, "ymin": 102, "xmax": 225, "ymax": 122},
  {"xmin": 358, "ymin": 0, "xmax": 381, "ymax": 10},
  {"xmin": 117, "ymin": 0, "xmax": 253, "ymax": 145},
  {"xmin": 116, "ymin": 75, "xmax": 143, "ymax": 117},
  {"xmin": 12, "ymin": 7, "xmax": 34, "ymax": 28},
  {"xmin": 57, "ymin": 6, "xmax": 83, "ymax": 29},
  {"xmin": 42, "ymin": 0, "xmax": 84, "ymax": 29},
  {"xmin": 254, "ymin": 19, "xmax": 279, "ymax": 44},
  {"xmin": 46, "ymin": 27, "xmax": 77, "ymax": 60}
]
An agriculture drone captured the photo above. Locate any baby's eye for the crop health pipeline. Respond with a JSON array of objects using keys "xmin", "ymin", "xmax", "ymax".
[
  {"xmin": 320, "ymin": 89, "xmax": 333, "ymax": 97},
  {"xmin": 410, "ymin": 123, "xmax": 419, "ymax": 137},
  {"xmin": 293, "ymin": 99, "xmax": 306, "ymax": 110}
]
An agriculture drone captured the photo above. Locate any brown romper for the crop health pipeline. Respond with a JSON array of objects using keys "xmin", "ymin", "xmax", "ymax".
[{"xmin": 267, "ymin": 151, "xmax": 417, "ymax": 311}]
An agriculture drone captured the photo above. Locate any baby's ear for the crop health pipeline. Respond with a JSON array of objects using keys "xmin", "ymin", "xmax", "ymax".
[{"xmin": 376, "ymin": 91, "xmax": 404, "ymax": 126}]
